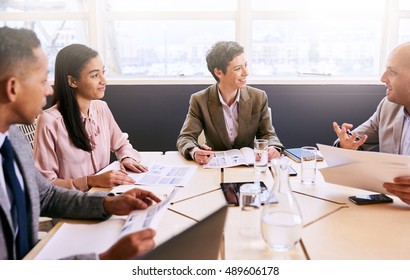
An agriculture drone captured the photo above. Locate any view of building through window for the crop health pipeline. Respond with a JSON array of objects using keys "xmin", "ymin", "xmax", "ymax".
[{"xmin": 0, "ymin": 0, "xmax": 409, "ymax": 81}]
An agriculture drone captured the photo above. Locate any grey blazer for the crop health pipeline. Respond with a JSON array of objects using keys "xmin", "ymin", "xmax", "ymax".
[
  {"xmin": 177, "ymin": 84, "xmax": 284, "ymax": 159},
  {"xmin": 334, "ymin": 97, "xmax": 404, "ymax": 153},
  {"xmin": 0, "ymin": 125, "xmax": 109, "ymax": 260}
]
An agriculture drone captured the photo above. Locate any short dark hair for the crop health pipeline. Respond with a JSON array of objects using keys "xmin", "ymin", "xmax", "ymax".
[
  {"xmin": 205, "ymin": 41, "xmax": 244, "ymax": 82},
  {"xmin": 0, "ymin": 26, "xmax": 41, "ymax": 81},
  {"xmin": 53, "ymin": 44, "xmax": 99, "ymax": 152}
]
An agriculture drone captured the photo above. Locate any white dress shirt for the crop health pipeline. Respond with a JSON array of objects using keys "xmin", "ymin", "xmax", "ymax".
[
  {"xmin": 217, "ymin": 89, "xmax": 240, "ymax": 146},
  {"xmin": 400, "ymin": 108, "xmax": 410, "ymax": 155}
]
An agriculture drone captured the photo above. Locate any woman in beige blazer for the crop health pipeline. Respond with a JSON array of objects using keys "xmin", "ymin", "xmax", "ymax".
[{"xmin": 177, "ymin": 41, "xmax": 284, "ymax": 165}]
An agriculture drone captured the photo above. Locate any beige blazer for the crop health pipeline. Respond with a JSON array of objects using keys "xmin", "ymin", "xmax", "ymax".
[{"xmin": 177, "ymin": 84, "xmax": 284, "ymax": 159}]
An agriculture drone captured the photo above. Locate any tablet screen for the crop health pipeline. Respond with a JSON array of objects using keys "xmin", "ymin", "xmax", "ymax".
[{"xmin": 220, "ymin": 181, "xmax": 270, "ymax": 206}]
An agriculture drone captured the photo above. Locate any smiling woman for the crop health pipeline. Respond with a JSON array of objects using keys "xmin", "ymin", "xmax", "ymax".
[{"xmin": 33, "ymin": 44, "xmax": 147, "ymax": 192}]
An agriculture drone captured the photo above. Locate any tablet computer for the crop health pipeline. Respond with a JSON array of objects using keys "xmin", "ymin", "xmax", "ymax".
[{"xmin": 220, "ymin": 181, "xmax": 271, "ymax": 206}]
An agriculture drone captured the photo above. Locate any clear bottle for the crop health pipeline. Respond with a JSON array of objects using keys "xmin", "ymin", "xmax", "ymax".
[{"xmin": 261, "ymin": 156, "xmax": 303, "ymax": 251}]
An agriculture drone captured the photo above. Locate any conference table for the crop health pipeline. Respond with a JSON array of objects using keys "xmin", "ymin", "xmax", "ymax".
[{"xmin": 25, "ymin": 151, "xmax": 410, "ymax": 260}]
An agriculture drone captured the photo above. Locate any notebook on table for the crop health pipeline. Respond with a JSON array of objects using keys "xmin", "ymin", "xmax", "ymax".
[
  {"xmin": 138, "ymin": 204, "xmax": 228, "ymax": 260},
  {"xmin": 283, "ymin": 147, "xmax": 324, "ymax": 163}
]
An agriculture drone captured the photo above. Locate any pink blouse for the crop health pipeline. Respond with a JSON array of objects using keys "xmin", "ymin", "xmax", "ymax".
[{"xmin": 33, "ymin": 100, "xmax": 141, "ymax": 191}]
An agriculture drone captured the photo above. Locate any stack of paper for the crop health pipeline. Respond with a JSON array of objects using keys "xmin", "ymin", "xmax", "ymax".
[{"xmin": 317, "ymin": 144, "xmax": 410, "ymax": 194}]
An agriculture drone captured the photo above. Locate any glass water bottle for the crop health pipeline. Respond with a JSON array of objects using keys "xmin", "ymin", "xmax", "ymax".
[{"xmin": 261, "ymin": 156, "xmax": 303, "ymax": 251}]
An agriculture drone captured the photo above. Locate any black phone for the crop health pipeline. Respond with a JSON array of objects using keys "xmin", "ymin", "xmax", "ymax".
[{"xmin": 348, "ymin": 193, "xmax": 393, "ymax": 205}]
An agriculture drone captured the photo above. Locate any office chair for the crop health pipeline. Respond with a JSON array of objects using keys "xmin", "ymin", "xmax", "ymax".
[{"xmin": 17, "ymin": 120, "xmax": 37, "ymax": 150}]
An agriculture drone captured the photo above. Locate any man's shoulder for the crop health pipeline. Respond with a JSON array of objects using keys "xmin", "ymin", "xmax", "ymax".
[
  {"xmin": 377, "ymin": 97, "xmax": 403, "ymax": 112},
  {"xmin": 9, "ymin": 125, "xmax": 33, "ymax": 154},
  {"xmin": 9, "ymin": 124, "xmax": 25, "ymax": 139}
]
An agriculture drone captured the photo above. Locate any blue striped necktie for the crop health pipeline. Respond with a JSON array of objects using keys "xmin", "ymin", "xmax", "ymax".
[{"xmin": 1, "ymin": 137, "xmax": 30, "ymax": 259}]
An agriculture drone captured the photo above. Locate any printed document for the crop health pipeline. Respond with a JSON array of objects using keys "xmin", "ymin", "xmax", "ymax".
[
  {"xmin": 35, "ymin": 188, "xmax": 177, "ymax": 259},
  {"xmin": 317, "ymin": 144, "xmax": 410, "ymax": 194},
  {"xmin": 203, "ymin": 147, "xmax": 254, "ymax": 168},
  {"xmin": 99, "ymin": 161, "xmax": 197, "ymax": 186}
]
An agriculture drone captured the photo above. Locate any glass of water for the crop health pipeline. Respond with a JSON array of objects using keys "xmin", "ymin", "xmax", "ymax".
[{"xmin": 254, "ymin": 139, "xmax": 268, "ymax": 173}]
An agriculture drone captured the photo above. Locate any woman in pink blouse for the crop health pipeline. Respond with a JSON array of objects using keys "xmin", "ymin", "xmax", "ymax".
[{"xmin": 34, "ymin": 44, "xmax": 148, "ymax": 191}]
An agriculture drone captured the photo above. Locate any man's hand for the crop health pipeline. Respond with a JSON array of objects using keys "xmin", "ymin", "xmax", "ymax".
[
  {"xmin": 384, "ymin": 176, "xmax": 410, "ymax": 205},
  {"xmin": 332, "ymin": 121, "xmax": 368, "ymax": 150},
  {"xmin": 103, "ymin": 188, "xmax": 161, "ymax": 216},
  {"xmin": 99, "ymin": 228, "xmax": 156, "ymax": 260}
]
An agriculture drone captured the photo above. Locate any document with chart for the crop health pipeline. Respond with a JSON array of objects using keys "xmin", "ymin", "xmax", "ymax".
[
  {"xmin": 99, "ymin": 161, "xmax": 197, "ymax": 186},
  {"xmin": 35, "ymin": 188, "xmax": 177, "ymax": 260},
  {"xmin": 317, "ymin": 144, "xmax": 410, "ymax": 194},
  {"xmin": 203, "ymin": 147, "xmax": 255, "ymax": 168}
]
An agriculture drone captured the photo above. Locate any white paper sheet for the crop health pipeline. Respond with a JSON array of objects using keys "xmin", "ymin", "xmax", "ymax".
[
  {"xmin": 110, "ymin": 184, "xmax": 176, "ymax": 198},
  {"xmin": 35, "ymin": 187, "xmax": 177, "ymax": 260},
  {"xmin": 98, "ymin": 161, "xmax": 197, "ymax": 186},
  {"xmin": 35, "ymin": 219, "xmax": 125, "ymax": 259},
  {"xmin": 317, "ymin": 144, "xmax": 410, "ymax": 193}
]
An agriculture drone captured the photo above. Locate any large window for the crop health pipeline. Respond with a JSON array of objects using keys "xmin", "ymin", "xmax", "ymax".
[{"xmin": 0, "ymin": 0, "xmax": 408, "ymax": 83}]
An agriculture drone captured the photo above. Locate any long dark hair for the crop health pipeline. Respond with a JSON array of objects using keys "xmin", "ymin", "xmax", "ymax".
[{"xmin": 53, "ymin": 44, "xmax": 98, "ymax": 152}]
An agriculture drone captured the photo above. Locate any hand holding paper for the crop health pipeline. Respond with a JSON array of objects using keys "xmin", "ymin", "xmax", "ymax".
[
  {"xmin": 383, "ymin": 176, "xmax": 410, "ymax": 205},
  {"xmin": 317, "ymin": 144, "xmax": 410, "ymax": 194},
  {"xmin": 103, "ymin": 188, "xmax": 162, "ymax": 216}
]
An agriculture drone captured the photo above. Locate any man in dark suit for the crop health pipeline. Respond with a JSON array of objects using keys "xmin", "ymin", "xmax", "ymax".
[
  {"xmin": 177, "ymin": 41, "xmax": 283, "ymax": 165},
  {"xmin": 0, "ymin": 26, "xmax": 160, "ymax": 260}
]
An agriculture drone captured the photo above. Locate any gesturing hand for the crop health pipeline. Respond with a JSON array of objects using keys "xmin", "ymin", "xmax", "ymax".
[{"xmin": 332, "ymin": 121, "xmax": 367, "ymax": 150}]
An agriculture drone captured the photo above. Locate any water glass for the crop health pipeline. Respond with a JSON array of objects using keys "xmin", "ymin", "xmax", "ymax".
[
  {"xmin": 300, "ymin": 146, "xmax": 317, "ymax": 184},
  {"xmin": 254, "ymin": 139, "xmax": 268, "ymax": 173},
  {"xmin": 239, "ymin": 184, "xmax": 261, "ymax": 237}
]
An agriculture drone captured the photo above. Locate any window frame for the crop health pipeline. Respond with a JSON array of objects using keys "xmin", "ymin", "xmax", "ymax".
[{"xmin": 0, "ymin": 0, "xmax": 407, "ymax": 85}]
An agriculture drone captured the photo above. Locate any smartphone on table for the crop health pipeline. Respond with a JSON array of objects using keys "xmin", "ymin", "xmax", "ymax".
[{"xmin": 348, "ymin": 193, "xmax": 393, "ymax": 205}]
